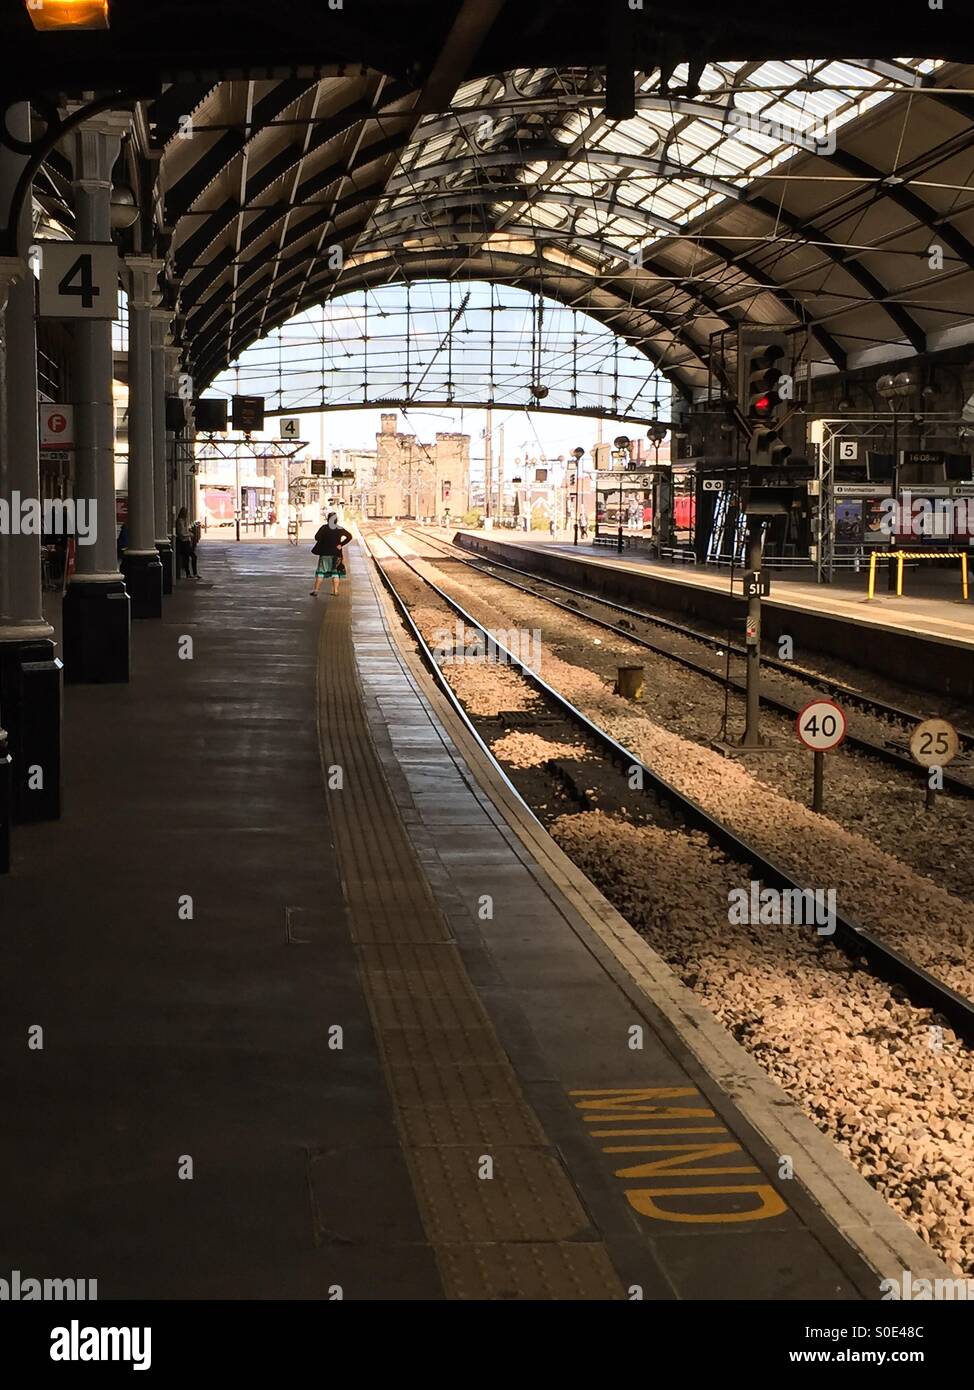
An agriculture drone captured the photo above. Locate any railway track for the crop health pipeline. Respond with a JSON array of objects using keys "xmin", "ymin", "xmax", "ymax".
[
  {"xmin": 365, "ymin": 527, "xmax": 974, "ymax": 1045},
  {"xmin": 398, "ymin": 526, "xmax": 974, "ymax": 798}
]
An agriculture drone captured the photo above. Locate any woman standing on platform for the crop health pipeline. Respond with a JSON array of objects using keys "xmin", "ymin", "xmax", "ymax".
[
  {"xmin": 175, "ymin": 507, "xmax": 198, "ymax": 579},
  {"xmin": 310, "ymin": 512, "xmax": 352, "ymax": 597}
]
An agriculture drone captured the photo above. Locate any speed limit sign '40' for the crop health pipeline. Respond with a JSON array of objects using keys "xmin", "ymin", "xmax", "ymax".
[{"xmin": 797, "ymin": 698, "xmax": 847, "ymax": 752}]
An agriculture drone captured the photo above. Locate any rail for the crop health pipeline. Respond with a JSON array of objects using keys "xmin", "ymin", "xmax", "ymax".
[
  {"xmin": 367, "ymin": 526, "xmax": 974, "ymax": 1043},
  {"xmin": 406, "ymin": 526, "xmax": 974, "ymax": 795}
]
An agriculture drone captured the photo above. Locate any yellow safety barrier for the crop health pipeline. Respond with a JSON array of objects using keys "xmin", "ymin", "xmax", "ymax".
[{"xmin": 867, "ymin": 550, "xmax": 970, "ymax": 601}]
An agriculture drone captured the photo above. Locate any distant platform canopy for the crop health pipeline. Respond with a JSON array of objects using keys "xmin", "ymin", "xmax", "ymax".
[{"xmin": 209, "ymin": 282, "xmax": 670, "ymax": 425}]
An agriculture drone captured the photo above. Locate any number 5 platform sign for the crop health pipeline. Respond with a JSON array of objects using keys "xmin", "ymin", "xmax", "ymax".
[
  {"xmin": 797, "ymin": 698, "xmax": 847, "ymax": 813},
  {"xmin": 38, "ymin": 242, "xmax": 118, "ymax": 320}
]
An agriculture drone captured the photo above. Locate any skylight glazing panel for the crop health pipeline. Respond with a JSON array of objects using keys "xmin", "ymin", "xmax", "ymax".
[
  {"xmin": 392, "ymin": 53, "xmax": 938, "ymax": 261},
  {"xmin": 762, "ymin": 97, "xmax": 828, "ymax": 131},
  {"xmin": 520, "ymin": 160, "xmax": 550, "ymax": 183},
  {"xmin": 731, "ymin": 87, "xmax": 774, "ymax": 116},
  {"xmin": 409, "ymin": 134, "xmax": 459, "ymax": 163},
  {"xmin": 610, "ymin": 110, "xmax": 668, "ymax": 148},
  {"xmin": 449, "ymin": 75, "xmax": 493, "ymax": 106},
  {"xmin": 556, "ymin": 109, "xmax": 592, "ymax": 141},
  {"xmin": 799, "ymin": 89, "xmax": 850, "ymax": 119},
  {"xmin": 614, "ymin": 183, "xmax": 664, "ymax": 213},
  {"xmin": 604, "ymin": 125, "xmax": 661, "ymax": 157},
  {"xmin": 698, "ymin": 60, "xmax": 746, "ymax": 91},
  {"xmin": 746, "ymin": 59, "xmax": 809, "ymax": 88},
  {"xmin": 682, "ymin": 132, "xmax": 762, "ymax": 173},
  {"xmin": 660, "ymin": 179, "xmax": 712, "ymax": 210},
  {"xmin": 508, "ymin": 67, "xmax": 550, "ymax": 97},
  {"xmin": 522, "ymin": 204, "xmax": 566, "ymax": 230},
  {"xmin": 672, "ymin": 120, "xmax": 724, "ymax": 153},
  {"xmin": 820, "ymin": 60, "xmax": 880, "ymax": 87},
  {"xmin": 602, "ymin": 211, "xmax": 650, "ymax": 241}
]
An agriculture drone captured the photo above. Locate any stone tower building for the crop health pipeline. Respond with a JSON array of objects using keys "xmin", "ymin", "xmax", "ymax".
[{"xmin": 373, "ymin": 413, "xmax": 470, "ymax": 517}]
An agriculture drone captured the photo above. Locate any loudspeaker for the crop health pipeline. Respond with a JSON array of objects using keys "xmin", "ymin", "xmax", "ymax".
[
  {"xmin": 867, "ymin": 451, "xmax": 894, "ymax": 482},
  {"xmin": 195, "ymin": 398, "xmax": 228, "ymax": 433}
]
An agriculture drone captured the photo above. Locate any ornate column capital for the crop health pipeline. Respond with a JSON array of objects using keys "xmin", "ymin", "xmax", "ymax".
[
  {"xmin": 67, "ymin": 109, "xmax": 132, "ymax": 190},
  {"xmin": 149, "ymin": 306, "xmax": 174, "ymax": 348},
  {"xmin": 164, "ymin": 344, "xmax": 185, "ymax": 394},
  {"xmin": 125, "ymin": 256, "xmax": 164, "ymax": 310}
]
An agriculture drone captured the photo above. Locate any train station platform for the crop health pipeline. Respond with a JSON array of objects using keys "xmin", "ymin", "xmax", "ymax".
[
  {"xmin": 0, "ymin": 538, "xmax": 945, "ymax": 1300},
  {"xmin": 450, "ymin": 530, "xmax": 974, "ymax": 701}
]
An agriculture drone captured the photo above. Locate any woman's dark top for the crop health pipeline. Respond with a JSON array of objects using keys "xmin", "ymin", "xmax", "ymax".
[{"xmin": 313, "ymin": 524, "xmax": 353, "ymax": 556}]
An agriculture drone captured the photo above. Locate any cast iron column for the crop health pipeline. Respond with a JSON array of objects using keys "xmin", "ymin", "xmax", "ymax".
[
  {"xmin": 165, "ymin": 346, "xmax": 186, "ymax": 532},
  {"xmin": 120, "ymin": 257, "xmax": 163, "ymax": 617},
  {"xmin": 0, "ymin": 262, "xmax": 17, "ymax": 865},
  {"xmin": 186, "ymin": 413, "xmax": 198, "ymax": 524},
  {"xmin": 0, "ymin": 101, "xmax": 62, "ymax": 828},
  {"xmin": 151, "ymin": 309, "xmax": 174, "ymax": 592},
  {"xmin": 63, "ymin": 112, "xmax": 131, "ymax": 682}
]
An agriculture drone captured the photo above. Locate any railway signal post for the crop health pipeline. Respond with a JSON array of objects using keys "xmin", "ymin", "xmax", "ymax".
[
  {"xmin": 740, "ymin": 526, "xmax": 768, "ymax": 747},
  {"xmin": 739, "ymin": 338, "xmax": 790, "ymax": 748}
]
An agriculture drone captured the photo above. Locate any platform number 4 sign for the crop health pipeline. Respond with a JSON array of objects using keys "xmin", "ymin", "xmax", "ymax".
[
  {"xmin": 280, "ymin": 418, "xmax": 300, "ymax": 439},
  {"xmin": 38, "ymin": 242, "xmax": 118, "ymax": 320}
]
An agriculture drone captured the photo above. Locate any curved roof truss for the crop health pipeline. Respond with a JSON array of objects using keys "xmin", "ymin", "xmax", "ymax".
[{"xmin": 148, "ymin": 55, "xmax": 974, "ymax": 395}]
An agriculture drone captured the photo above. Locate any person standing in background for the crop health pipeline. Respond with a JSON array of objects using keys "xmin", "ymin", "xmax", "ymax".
[
  {"xmin": 310, "ymin": 511, "xmax": 352, "ymax": 596},
  {"xmin": 175, "ymin": 507, "xmax": 199, "ymax": 579}
]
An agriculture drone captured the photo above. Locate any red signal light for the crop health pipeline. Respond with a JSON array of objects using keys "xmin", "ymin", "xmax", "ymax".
[{"xmin": 753, "ymin": 393, "xmax": 771, "ymax": 415}]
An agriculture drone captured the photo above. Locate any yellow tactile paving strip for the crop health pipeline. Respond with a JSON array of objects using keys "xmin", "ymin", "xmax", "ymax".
[{"xmin": 316, "ymin": 584, "xmax": 624, "ymax": 1299}]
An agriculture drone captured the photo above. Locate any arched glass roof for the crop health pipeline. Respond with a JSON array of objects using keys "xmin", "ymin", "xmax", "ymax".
[
  {"xmin": 209, "ymin": 281, "xmax": 670, "ymax": 424},
  {"xmin": 149, "ymin": 55, "xmax": 974, "ymax": 393}
]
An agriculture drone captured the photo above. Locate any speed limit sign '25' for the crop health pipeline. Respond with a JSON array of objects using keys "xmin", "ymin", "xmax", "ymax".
[
  {"xmin": 909, "ymin": 718, "xmax": 959, "ymax": 768},
  {"xmin": 797, "ymin": 698, "xmax": 847, "ymax": 752}
]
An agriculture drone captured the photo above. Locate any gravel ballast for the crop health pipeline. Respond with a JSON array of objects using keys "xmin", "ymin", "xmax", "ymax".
[{"xmin": 373, "ymin": 536, "xmax": 974, "ymax": 1278}]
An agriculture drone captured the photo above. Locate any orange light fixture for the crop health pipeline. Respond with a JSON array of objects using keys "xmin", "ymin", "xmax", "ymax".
[{"xmin": 25, "ymin": 0, "xmax": 109, "ymax": 30}]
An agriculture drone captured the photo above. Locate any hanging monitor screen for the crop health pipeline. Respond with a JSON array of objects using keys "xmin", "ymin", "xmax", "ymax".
[{"xmin": 231, "ymin": 395, "xmax": 265, "ymax": 433}]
